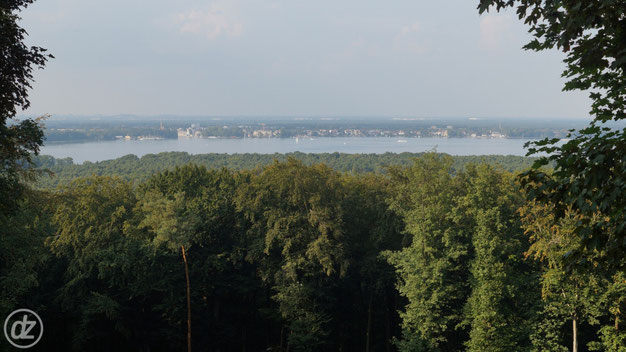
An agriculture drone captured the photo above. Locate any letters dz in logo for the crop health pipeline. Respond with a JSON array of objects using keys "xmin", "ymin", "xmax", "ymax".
[{"xmin": 3, "ymin": 309, "xmax": 43, "ymax": 349}]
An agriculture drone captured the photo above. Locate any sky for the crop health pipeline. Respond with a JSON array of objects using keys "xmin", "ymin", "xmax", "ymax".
[{"xmin": 19, "ymin": 0, "xmax": 591, "ymax": 119}]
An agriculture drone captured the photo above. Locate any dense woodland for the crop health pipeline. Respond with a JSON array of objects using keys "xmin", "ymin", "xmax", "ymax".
[
  {"xmin": 32, "ymin": 152, "xmax": 538, "ymax": 189},
  {"xmin": 0, "ymin": 153, "xmax": 623, "ymax": 351},
  {"xmin": 2, "ymin": 0, "xmax": 625, "ymax": 351}
]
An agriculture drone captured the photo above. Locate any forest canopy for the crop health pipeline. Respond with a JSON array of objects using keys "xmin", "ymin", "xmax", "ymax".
[
  {"xmin": 2, "ymin": 154, "xmax": 623, "ymax": 351},
  {"xmin": 31, "ymin": 152, "xmax": 539, "ymax": 189}
]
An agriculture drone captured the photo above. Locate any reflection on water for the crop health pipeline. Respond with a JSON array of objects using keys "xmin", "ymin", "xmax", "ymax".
[{"xmin": 41, "ymin": 137, "xmax": 536, "ymax": 164}]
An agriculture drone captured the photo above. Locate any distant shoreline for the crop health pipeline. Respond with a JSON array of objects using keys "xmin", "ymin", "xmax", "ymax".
[{"xmin": 43, "ymin": 135, "xmax": 544, "ymax": 145}]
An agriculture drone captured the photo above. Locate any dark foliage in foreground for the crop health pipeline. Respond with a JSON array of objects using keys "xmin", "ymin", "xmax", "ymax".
[{"xmin": 2, "ymin": 155, "xmax": 624, "ymax": 351}]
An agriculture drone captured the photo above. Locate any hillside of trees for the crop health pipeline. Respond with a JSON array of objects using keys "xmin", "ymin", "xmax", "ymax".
[
  {"xmin": 32, "ymin": 152, "xmax": 538, "ymax": 189},
  {"xmin": 2, "ymin": 154, "xmax": 624, "ymax": 351}
]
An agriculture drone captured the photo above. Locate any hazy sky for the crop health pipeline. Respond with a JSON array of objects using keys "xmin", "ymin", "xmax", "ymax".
[{"xmin": 20, "ymin": 0, "xmax": 591, "ymax": 118}]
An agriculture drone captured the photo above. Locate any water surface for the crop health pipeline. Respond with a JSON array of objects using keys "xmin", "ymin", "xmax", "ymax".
[{"xmin": 41, "ymin": 137, "xmax": 535, "ymax": 163}]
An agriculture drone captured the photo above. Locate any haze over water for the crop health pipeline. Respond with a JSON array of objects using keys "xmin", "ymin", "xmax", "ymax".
[{"xmin": 41, "ymin": 137, "xmax": 535, "ymax": 164}]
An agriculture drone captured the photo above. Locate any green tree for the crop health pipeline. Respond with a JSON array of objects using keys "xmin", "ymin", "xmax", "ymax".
[
  {"xmin": 387, "ymin": 155, "xmax": 539, "ymax": 351},
  {"xmin": 461, "ymin": 165, "xmax": 538, "ymax": 352},
  {"xmin": 0, "ymin": 0, "xmax": 52, "ymax": 328},
  {"xmin": 522, "ymin": 204, "xmax": 605, "ymax": 352},
  {"xmin": 47, "ymin": 175, "xmax": 203, "ymax": 351},
  {"xmin": 0, "ymin": 0, "xmax": 51, "ymax": 214},
  {"xmin": 137, "ymin": 164, "xmax": 265, "ymax": 351},
  {"xmin": 0, "ymin": 188, "xmax": 52, "ymax": 326},
  {"xmin": 478, "ymin": 0, "xmax": 626, "ymax": 267},
  {"xmin": 590, "ymin": 271, "xmax": 626, "ymax": 352},
  {"xmin": 137, "ymin": 190, "xmax": 196, "ymax": 352},
  {"xmin": 339, "ymin": 173, "xmax": 404, "ymax": 352},
  {"xmin": 237, "ymin": 159, "xmax": 348, "ymax": 351},
  {"xmin": 47, "ymin": 177, "xmax": 162, "ymax": 350},
  {"xmin": 386, "ymin": 154, "xmax": 472, "ymax": 351}
]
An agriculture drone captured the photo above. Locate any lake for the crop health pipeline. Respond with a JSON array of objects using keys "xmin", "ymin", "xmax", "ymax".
[{"xmin": 41, "ymin": 137, "xmax": 536, "ymax": 163}]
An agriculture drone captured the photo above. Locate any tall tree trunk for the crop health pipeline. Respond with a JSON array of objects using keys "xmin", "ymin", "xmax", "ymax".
[
  {"xmin": 182, "ymin": 245, "xmax": 192, "ymax": 352},
  {"xmin": 365, "ymin": 294, "xmax": 373, "ymax": 352},
  {"xmin": 572, "ymin": 317, "xmax": 578, "ymax": 352}
]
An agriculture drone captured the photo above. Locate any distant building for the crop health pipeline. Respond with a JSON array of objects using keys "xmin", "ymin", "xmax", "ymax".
[{"xmin": 177, "ymin": 128, "xmax": 190, "ymax": 138}]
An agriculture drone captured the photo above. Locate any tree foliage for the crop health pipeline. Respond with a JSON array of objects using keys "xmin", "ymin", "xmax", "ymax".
[
  {"xmin": 478, "ymin": 0, "xmax": 626, "ymax": 268},
  {"xmin": 1, "ymin": 155, "xmax": 624, "ymax": 350},
  {"xmin": 386, "ymin": 154, "xmax": 539, "ymax": 351},
  {"xmin": 0, "ymin": 0, "xmax": 51, "ymax": 214},
  {"xmin": 242, "ymin": 160, "xmax": 403, "ymax": 351},
  {"xmin": 0, "ymin": 0, "xmax": 52, "ymax": 339},
  {"xmin": 32, "ymin": 152, "xmax": 539, "ymax": 189}
]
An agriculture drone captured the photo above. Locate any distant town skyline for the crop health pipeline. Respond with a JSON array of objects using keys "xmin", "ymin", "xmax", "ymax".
[{"xmin": 21, "ymin": 0, "xmax": 590, "ymax": 118}]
